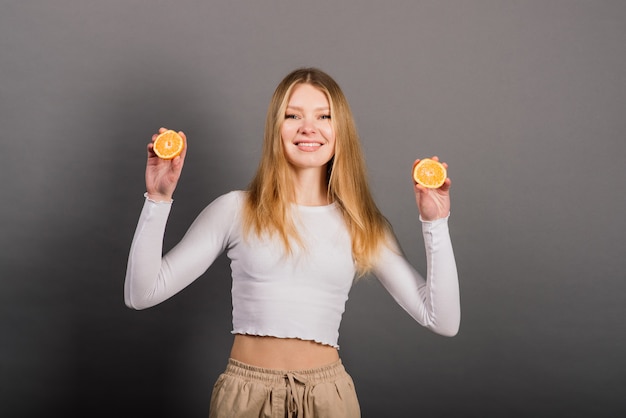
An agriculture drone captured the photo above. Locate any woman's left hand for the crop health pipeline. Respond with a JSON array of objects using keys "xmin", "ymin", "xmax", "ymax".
[{"xmin": 412, "ymin": 156, "xmax": 452, "ymax": 221}]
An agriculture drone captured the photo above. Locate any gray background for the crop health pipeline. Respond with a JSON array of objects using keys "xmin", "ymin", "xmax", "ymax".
[{"xmin": 1, "ymin": 1, "xmax": 625, "ymax": 416}]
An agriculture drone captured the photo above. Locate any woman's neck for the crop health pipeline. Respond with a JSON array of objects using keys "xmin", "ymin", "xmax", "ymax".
[{"xmin": 291, "ymin": 166, "xmax": 329, "ymax": 206}]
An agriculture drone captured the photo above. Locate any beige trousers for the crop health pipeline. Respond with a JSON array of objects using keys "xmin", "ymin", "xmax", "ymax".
[{"xmin": 208, "ymin": 358, "xmax": 361, "ymax": 418}]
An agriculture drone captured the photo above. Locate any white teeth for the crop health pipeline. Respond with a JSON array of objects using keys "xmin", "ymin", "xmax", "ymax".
[{"xmin": 297, "ymin": 143, "xmax": 321, "ymax": 147}]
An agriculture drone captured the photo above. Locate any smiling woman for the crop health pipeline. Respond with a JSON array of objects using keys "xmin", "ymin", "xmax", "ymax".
[{"xmin": 124, "ymin": 67, "xmax": 460, "ymax": 417}]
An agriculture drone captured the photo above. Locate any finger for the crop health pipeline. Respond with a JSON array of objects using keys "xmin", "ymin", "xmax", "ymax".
[
  {"xmin": 171, "ymin": 155, "xmax": 183, "ymax": 170},
  {"xmin": 414, "ymin": 182, "xmax": 428, "ymax": 193},
  {"xmin": 439, "ymin": 177, "xmax": 452, "ymax": 191},
  {"xmin": 159, "ymin": 127, "xmax": 168, "ymax": 133},
  {"xmin": 147, "ymin": 141, "xmax": 166, "ymax": 161}
]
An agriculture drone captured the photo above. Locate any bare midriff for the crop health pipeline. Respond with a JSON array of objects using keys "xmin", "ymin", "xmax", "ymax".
[{"xmin": 230, "ymin": 334, "xmax": 339, "ymax": 370}]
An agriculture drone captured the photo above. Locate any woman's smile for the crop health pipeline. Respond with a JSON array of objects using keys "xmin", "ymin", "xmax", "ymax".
[{"xmin": 293, "ymin": 139, "xmax": 325, "ymax": 151}]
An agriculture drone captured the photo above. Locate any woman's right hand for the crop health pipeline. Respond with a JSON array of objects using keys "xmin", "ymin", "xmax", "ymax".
[{"xmin": 145, "ymin": 127, "xmax": 187, "ymax": 202}]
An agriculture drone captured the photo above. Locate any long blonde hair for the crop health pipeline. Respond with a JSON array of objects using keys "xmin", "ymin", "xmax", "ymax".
[{"xmin": 243, "ymin": 67, "xmax": 390, "ymax": 276}]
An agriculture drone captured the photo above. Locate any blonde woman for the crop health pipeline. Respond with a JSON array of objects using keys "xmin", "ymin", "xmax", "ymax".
[{"xmin": 125, "ymin": 68, "xmax": 460, "ymax": 417}]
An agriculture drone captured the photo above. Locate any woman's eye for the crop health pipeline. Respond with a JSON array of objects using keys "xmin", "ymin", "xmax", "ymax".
[
  {"xmin": 285, "ymin": 114, "xmax": 299, "ymax": 119},
  {"xmin": 320, "ymin": 115, "xmax": 331, "ymax": 120}
]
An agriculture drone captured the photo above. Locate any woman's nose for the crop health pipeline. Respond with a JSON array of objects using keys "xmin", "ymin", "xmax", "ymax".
[{"xmin": 298, "ymin": 118, "xmax": 316, "ymax": 134}]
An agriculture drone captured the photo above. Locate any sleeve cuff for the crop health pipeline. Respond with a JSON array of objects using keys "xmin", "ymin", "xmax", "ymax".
[
  {"xmin": 144, "ymin": 192, "xmax": 173, "ymax": 204},
  {"xmin": 419, "ymin": 212, "xmax": 450, "ymax": 229}
]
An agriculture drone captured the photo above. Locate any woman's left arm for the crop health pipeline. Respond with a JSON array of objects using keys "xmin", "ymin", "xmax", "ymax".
[{"xmin": 372, "ymin": 156, "xmax": 460, "ymax": 336}]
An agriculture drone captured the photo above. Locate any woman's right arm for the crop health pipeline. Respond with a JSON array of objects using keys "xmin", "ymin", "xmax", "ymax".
[
  {"xmin": 124, "ymin": 128, "xmax": 240, "ymax": 309},
  {"xmin": 124, "ymin": 128, "xmax": 188, "ymax": 309}
]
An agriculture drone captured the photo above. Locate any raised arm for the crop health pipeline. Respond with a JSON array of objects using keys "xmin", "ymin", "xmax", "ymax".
[
  {"xmin": 372, "ymin": 156, "xmax": 460, "ymax": 336},
  {"xmin": 124, "ymin": 128, "xmax": 187, "ymax": 309}
]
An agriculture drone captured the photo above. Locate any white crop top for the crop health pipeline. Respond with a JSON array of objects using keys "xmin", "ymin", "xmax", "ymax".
[{"xmin": 125, "ymin": 191, "xmax": 460, "ymax": 348}]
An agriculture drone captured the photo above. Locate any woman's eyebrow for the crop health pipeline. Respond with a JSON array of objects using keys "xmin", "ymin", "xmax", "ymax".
[{"xmin": 286, "ymin": 105, "xmax": 330, "ymax": 112}]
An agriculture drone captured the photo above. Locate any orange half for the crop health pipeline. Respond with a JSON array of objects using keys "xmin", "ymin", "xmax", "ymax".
[
  {"xmin": 413, "ymin": 158, "xmax": 447, "ymax": 188},
  {"xmin": 153, "ymin": 130, "xmax": 184, "ymax": 160}
]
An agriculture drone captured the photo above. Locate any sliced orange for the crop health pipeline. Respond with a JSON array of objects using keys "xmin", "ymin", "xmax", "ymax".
[
  {"xmin": 413, "ymin": 158, "xmax": 447, "ymax": 188},
  {"xmin": 153, "ymin": 130, "xmax": 184, "ymax": 160}
]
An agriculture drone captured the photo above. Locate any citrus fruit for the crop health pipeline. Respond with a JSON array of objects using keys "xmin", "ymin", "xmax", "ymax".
[
  {"xmin": 413, "ymin": 158, "xmax": 447, "ymax": 188},
  {"xmin": 153, "ymin": 130, "xmax": 184, "ymax": 160}
]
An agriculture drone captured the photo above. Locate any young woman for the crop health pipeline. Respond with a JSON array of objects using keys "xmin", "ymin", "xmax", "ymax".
[{"xmin": 124, "ymin": 68, "xmax": 460, "ymax": 417}]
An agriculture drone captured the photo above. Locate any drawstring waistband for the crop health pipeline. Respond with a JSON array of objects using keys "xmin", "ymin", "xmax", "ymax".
[
  {"xmin": 224, "ymin": 358, "xmax": 346, "ymax": 417},
  {"xmin": 224, "ymin": 358, "xmax": 345, "ymax": 383},
  {"xmin": 211, "ymin": 358, "xmax": 360, "ymax": 418}
]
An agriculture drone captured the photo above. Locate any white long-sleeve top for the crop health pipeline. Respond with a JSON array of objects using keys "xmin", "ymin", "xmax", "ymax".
[{"xmin": 125, "ymin": 191, "xmax": 460, "ymax": 348}]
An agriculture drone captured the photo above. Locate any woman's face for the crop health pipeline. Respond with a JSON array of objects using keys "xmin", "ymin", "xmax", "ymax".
[{"xmin": 281, "ymin": 83, "xmax": 336, "ymax": 172}]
